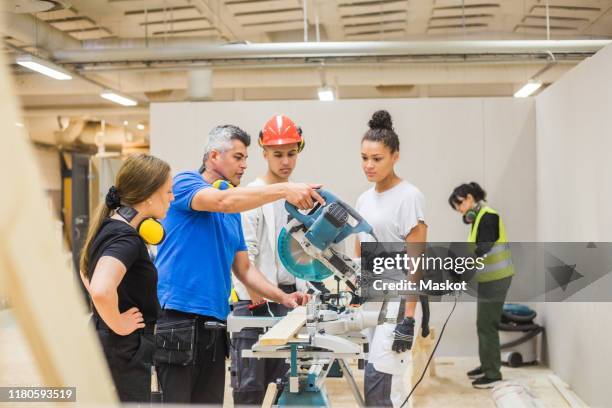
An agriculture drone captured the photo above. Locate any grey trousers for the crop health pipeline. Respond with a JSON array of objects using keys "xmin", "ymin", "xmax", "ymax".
[{"xmin": 364, "ymin": 363, "xmax": 394, "ymax": 407}]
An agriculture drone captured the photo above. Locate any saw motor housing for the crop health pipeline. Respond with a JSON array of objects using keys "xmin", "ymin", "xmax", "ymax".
[{"xmin": 278, "ymin": 190, "xmax": 374, "ymax": 283}]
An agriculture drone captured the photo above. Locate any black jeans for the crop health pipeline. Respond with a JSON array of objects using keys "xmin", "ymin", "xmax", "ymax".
[
  {"xmin": 156, "ymin": 309, "xmax": 228, "ymax": 404},
  {"xmin": 95, "ymin": 318, "xmax": 155, "ymax": 403}
]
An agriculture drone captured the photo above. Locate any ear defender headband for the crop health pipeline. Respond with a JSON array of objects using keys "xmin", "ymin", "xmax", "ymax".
[
  {"xmin": 105, "ymin": 183, "xmax": 165, "ymax": 247},
  {"xmin": 462, "ymin": 202, "xmax": 483, "ymax": 225},
  {"xmin": 116, "ymin": 206, "xmax": 166, "ymax": 246}
]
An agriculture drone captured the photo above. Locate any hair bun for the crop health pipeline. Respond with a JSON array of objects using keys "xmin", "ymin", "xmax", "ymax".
[
  {"xmin": 468, "ymin": 182, "xmax": 486, "ymax": 201},
  {"xmin": 105, "ymin": 186, "xmax": 121, "ymax": 209},
  {"xmin": 368, "ymin": 110, "xmax": 393, "ymax": 130}
]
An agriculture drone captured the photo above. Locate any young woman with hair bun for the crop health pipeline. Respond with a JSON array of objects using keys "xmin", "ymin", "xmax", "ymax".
[{"xmin": 355, "ymin": 110, "xmax": 428, "ymax": 407}]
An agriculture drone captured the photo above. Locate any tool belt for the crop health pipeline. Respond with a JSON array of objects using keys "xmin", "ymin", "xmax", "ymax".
[
  {"xmin": 154, "ymin": 318, "xmax": 197, "ymax": 366},
  {"xmin": 153, "ymin": 310, "xmax": 228, "ymax": 366}
]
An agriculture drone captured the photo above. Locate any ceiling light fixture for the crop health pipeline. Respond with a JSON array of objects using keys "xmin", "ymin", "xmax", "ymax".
[
  {"xmin": 514, "ymin": 80, "xmax": 542, "ymax": 98},
  {"xmin": 16, "ymin": 54, "xmax": 72, "ymax": 81},
  {"xmin": 318, "ymin": 86, "xmax": 335, "ymax": 101},
  {"xmin": 100, "ymin": 90, "xmax": 138, "ymax": 106}
]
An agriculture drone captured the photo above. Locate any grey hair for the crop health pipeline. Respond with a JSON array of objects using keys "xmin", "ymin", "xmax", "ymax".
[{"xmin": 200, "ymin": 125, "xmax": 251, "ymax": 172}]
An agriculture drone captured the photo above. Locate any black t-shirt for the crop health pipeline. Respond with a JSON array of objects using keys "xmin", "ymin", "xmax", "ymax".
[
  {"xmin": 88, "ymin": 218, "xmax": 161, "ymax": 324},
  {"xmin": 473, "ymin": 212, "xmax": 500, "ymax": 256}
]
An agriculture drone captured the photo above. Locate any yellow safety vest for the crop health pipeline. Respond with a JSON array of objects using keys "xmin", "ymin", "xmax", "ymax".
[{"xmin": 468, "ymin": 206, "xmax": 514, "ymax": 283}]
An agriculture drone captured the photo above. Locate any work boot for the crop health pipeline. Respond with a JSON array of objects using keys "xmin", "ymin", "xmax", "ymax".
[
  {"xmin": 466, "ymin": 367, "xmax": 484, "ymax": 379},
  {"xmin": 472, "ymin": 376, "xmax": 502, "ymax": 389}
]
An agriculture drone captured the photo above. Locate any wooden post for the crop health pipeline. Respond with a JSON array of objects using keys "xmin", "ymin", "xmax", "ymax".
[
  {"xmin": 0, "ymin": 27, "xmax": 117, "ymax": 405},
  {"xmin": 411, "ymin": 327, "xmax": 437, "ymax": 389}
]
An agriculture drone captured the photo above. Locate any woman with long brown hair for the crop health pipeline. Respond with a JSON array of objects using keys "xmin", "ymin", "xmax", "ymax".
[{"xmin": 80, "ymin": 154, "xmax": 173, "ymax": 402}]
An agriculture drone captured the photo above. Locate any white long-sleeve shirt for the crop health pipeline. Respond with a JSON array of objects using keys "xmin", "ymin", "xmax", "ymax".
[{"xmin": 232, "ymin": 177, "xmax": 307, "ymax": 300}]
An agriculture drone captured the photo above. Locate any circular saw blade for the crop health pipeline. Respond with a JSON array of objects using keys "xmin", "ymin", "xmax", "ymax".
[{"xmin": 277, "ymin": 227, "xmax": 333, "ymax": 282}]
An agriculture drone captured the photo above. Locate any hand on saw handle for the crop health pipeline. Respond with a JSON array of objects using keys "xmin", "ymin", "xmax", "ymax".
[
  {"xmin": 282, "ymin": 183, "xmax": 326, "ymax": 210},
  {"xmin": 280, "ymin": 292, "xmax": 311, "ymax": 308},
  {"xmin": 392, "ymin": 317, "xmax": 415, "ymax": 353}
]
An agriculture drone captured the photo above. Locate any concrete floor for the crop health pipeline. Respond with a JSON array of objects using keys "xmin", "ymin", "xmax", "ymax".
[{"xmin": 1, "ymin": 309, "xmax": 570, "ymax": 407}]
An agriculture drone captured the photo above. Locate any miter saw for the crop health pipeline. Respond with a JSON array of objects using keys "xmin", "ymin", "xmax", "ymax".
[
  {"xmin": 227, "ymin": 190, "xmax": 458, "ymax": 408},
  {"xmin": 228, "ymin": 190, "xmax": 392, "ymax": 406},
  {"xmin": 278, "ymin": 189, "xmax": 374, "ymax": 284}
]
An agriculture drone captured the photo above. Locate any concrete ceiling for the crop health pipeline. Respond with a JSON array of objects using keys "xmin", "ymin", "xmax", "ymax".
[
  {"xmin": 2, "ymin": 0, "xmax": 612, "ymax": 146},
  {"xmin": 23, "ymin": 0, "xmax": 612, "ymax": 42}
]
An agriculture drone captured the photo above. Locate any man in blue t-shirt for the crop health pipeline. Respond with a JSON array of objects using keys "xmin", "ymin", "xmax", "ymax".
[{"xmin": 154, "ymin": 124, "xmax": 324, "ymax": 404}]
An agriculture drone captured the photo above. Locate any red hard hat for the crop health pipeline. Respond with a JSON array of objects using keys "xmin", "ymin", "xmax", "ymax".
[{"xmin": 259, "ymin": 115, "xmax": 304, "ymax": 151}]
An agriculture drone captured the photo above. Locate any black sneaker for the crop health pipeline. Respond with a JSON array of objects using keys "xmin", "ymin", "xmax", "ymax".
[
  {"xmin": 472, "ymin": 377, "xmax": 502, "ymax": 389},
  {"xmin": 466, "ymin": 367, "xmax": 484, "ymax": 379}
]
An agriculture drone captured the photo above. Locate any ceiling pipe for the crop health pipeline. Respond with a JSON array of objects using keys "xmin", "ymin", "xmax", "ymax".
[
  {"xmin": 53, "ymin": 40, "xmax": 612, "ymax": 64},
  {"xmin": 71, "ymin": 58, "xmax": 579, "ymax": 73},
  {"xmin": 23, "ymin": 107, "xmax": 149, "ymax": 117},
  {"xmin": 81, "ymin": 37, "xmax": 227, "ymax": 49},
  {"xmin": 0, "ymin": 12, "xmax": 81, "ymax": 53}
]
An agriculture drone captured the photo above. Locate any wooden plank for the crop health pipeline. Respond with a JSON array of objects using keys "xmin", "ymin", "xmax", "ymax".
[
  {"xmin": 259, "ymin": 306, "xmax": 306, "ymax": 346},
  {"xmin": 0, "ymin": 21, "xmax": 117, "ymax": 404},
  {"xmin": 261, "ymin": 382, "xmax": 279, "ymax": 408},
  {"xmin": 548, "ymin": 374, "xmax": 588, "ymax": 408},
  {"xmin": 411, "ymin": 327, "xmax": 437, "ymax": 388}
]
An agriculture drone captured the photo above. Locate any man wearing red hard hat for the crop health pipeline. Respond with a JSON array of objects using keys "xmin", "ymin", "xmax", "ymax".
[{"xmin": 230, "ymin": 115, "xmax": 308, "ymax": 406}]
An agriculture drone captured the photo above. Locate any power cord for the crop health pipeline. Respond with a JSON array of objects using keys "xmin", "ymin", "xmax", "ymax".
[{"xmin": 399, "ymin": 291, "xmax": 460, "ymax": 408}]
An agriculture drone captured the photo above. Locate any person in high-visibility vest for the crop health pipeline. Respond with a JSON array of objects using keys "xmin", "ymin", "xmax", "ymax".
[{"xmin": 449, "ymin": 182, "xmax": 514, "ymax": 389}]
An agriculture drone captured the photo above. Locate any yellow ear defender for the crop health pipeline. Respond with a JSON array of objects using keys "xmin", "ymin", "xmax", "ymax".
[
  {"xmin": 212, "ymin": 179, "xmax": 234, "ymax": 190},
  {"xmin": 117, "ymin": 206, "xmax": 166, "ymax": 245},
  {"xmin": 137, "ymin": 218, "xmax": 166, "ymax": 245}
]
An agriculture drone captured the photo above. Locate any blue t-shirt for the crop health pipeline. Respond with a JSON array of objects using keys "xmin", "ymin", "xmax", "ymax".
[{"xmin": 155, "ymin": 170, "xmax": 247, "ymax": 320}]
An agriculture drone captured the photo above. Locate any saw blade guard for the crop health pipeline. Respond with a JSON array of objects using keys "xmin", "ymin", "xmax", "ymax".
[
  {"xmin": 285, "ymin": 189, "xmax": 373, "ymax": 248},
  {"xmin": 277, "ymin": 189, "xmax": 374, "ymax": 281},
  {"xmin": 277, "ymin": 227, "xmax": 333, "ymax": 281}
]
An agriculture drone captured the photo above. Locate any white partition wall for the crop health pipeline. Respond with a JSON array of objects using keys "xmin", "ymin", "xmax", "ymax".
[
  {"xmin": 150, "ymin": 44, "xmax": 612, "ymax": 403},
  {"xmin": 151, "ymin": 97, "xmax": 536, "ymax": 356},
  {"xmin": 536, "ymin": 44, "xmax": 612, "ymax": 407},
  {"xmin": 151, "ymin": 98, "xmax": 536, "ymax": 243}
]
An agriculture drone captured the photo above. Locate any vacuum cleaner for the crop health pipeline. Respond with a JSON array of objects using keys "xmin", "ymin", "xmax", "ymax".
[{"xmin": 498, "ymin": 304, "xmax": 544, "ymax": 367}]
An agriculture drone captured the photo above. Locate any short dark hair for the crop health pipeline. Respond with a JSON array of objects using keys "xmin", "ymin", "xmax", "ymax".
[
  {"xmin": 448, "ymin": 182, "xmax": 487, "ymax": 209},
  {"xmin": 223, "ymin": 124, "xmax": 251, "ymax": 147},
  {"xmin": 362, "ymin": 110, "xmax": 400, "ymax": 153}
]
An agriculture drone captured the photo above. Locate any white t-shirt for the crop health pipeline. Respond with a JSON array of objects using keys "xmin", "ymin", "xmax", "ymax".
[
  {"xmin": 356, "ymin": 180, "xmax": 426, "ymax": 378},
  {"xmin": 273, "ymin": 199, "xmax": 296, "ymax": 285},
  {"xmin": 356, "ymin": 180, "xmax": 426, "ymax": 243}
]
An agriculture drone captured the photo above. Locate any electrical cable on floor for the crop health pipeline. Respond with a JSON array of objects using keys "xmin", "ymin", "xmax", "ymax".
[{"xmin": 399, "ymin": 292, "xmax": 460, "ymax": 408}]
